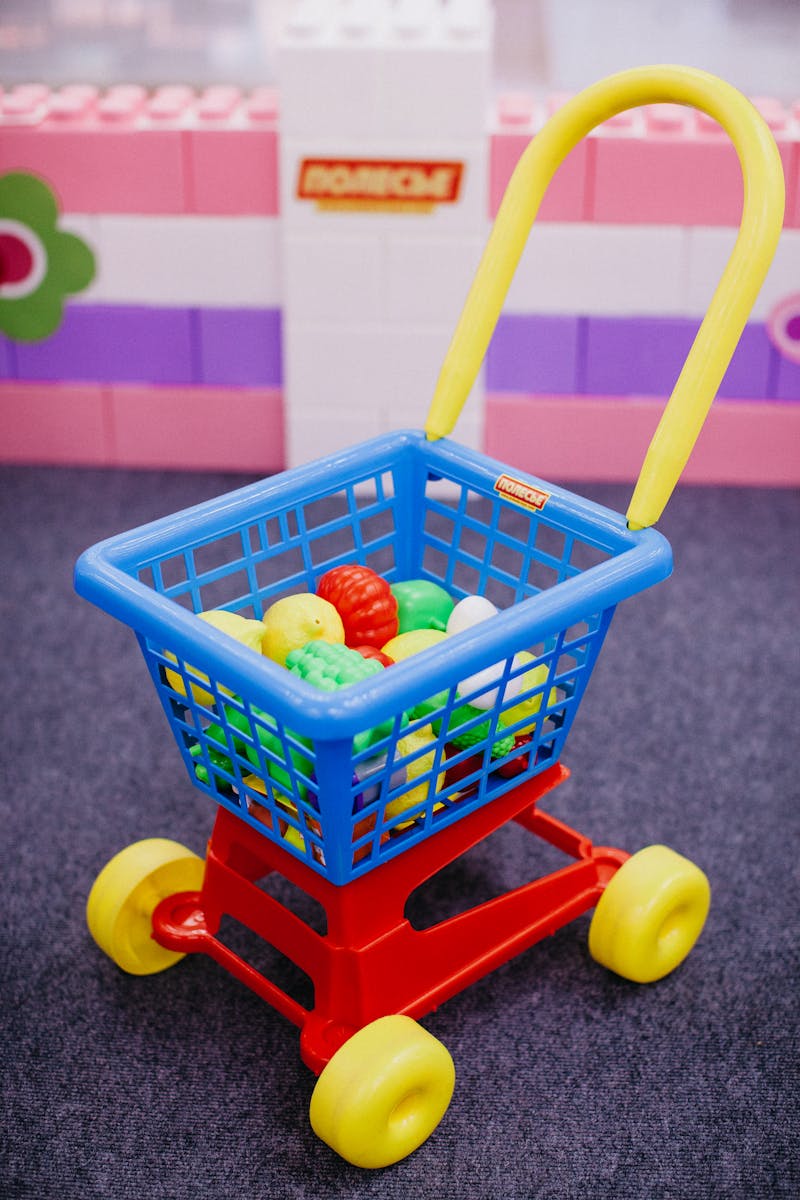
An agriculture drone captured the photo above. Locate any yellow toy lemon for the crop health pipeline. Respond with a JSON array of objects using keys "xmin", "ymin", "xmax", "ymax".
[
  {"xmin": 164, "ymin": 609, "xmax": 266, "ymax": 708},
  {"xmin": 381, "ymin": 628, "xmax": 448, "ymax": 661},
  {"xmin": 385, "ymin": 724, "xmax": 445, "ymax": 827},
  {"xmin": 381, "ymin": 629, "xmax": 449, "ymax": 721},
  {"xmin": 500, "ymin": 651, "xmax": 559, "ymax": 733},
  {"xmin": 261, "ymin": 593, "xmax": 345, "ymax": 667}
]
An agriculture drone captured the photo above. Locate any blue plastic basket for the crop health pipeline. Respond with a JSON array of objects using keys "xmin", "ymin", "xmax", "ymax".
[{"xmin": 74, "ymin": 430, "xmax": 672, "ymax": 884}]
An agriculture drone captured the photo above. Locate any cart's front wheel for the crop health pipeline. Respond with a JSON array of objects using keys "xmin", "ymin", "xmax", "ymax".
[
  {"xmin": 309, "ymin": 1015, "xmax": 455, "ymax": 1169},
  {"xmin": 86, "ymin": 838, "xmax": 204, "ymax": 975},
  {"xmin": 589, "ymin": 844, "xmax": 710, "ymax": 983}
]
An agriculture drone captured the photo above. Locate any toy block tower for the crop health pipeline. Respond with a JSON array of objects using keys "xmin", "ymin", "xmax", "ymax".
[{"xmin": 276, "ymin": 0, "xmax": 494, "ymax": 465}]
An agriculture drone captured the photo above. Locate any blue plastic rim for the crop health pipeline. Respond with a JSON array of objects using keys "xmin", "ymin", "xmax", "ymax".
[{"xmin": 75, "ymin": 430, "xmax": 673, "ymax": 884}]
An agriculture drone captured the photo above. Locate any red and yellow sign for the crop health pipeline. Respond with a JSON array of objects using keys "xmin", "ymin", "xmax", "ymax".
[
  {"xmin": 493, "ymin": 473, "xmax": 550, "ymax": 513},
  {"xmin": 297, "ymin": 158, "xmax": 464, "ymax": 212}
]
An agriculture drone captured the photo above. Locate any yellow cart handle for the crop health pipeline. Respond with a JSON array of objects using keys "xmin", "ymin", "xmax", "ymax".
[{"xmin": 425, "ymin": 65, "xmax": 785, "ymax": 529}]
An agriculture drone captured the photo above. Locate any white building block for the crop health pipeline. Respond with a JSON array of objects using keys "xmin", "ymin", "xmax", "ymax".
[
  {"xmin": 280, "ymin": 137, "xmax": 488, "ymax": 233},
  {"xmin": 277, "ymin": 1, "xmax": 493, "ymax": 143},
  {"xmin": 385, "ymin": 232, "xmax": 486, "ymax": 324},
  {"xmin": 82, "ymin": 216, "xmax": 282, "ymax": 307},
  {"xmin": 502, "ymin": 223, "xmax": 689, "ymax": 317},
  {"xmin": 686, "ymin": 226, "xmax": 800, "ymax": 321},
  {"xmin": 287, "ymin": 400, "xmax": 386, "ymax": 467},
  {"xmin": 276, "ymin": 1, "xmax": 388, "ymax": 141},
  {"xmin": 282, "ymin": 318, "xmax": 485, "ymax": 464},
  {"xmin": 283, "ymin": 230, "xmax": 385, "ymax": 323},
  {"xmin": 379, "ymin": 0, "xmax": 493, "ymax": 142}
]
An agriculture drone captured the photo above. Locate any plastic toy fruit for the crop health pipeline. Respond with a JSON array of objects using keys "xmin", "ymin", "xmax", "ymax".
[
  {"xmin": 316, "ymin": 564, "xmax": 398, "ymax": 648},
  {"xmin": 456, "ymin": 660, "xmax": 523, "ymax": 711},
  {"xmin": 390, "ymin": 580, "xmax": 454, "ymax": 633},
  {"xmin": 164, "ymin": 608, "xmax": 267, "ymax": 707},
  {"xmin": 261, "ymin": 593, "xmax": 344, "ymax": 667},
  {"xmin": 499, "ymin": 652, "xmax": 558, "ymax": 732},
  {"xmin": 381, "ymin": 628, "xmax": 448, "ymax": 662},
  {"xmin": 385, "ymin": 725, "xmax": 445, "ymax": 826},
  {"xmin": 445, "ymin": 595, "xmax": 498, "ymax": 636}
]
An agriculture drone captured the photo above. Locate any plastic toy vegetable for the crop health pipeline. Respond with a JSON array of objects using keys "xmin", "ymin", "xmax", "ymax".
[
  {"xmin": 287, "ymin": 639, "xmax": 384, "ymax": 691},
  {"xmin": 353, "ymin": 645, "xmax": 394, "ymax": 667},
  {"xmin": 435, "ymin": 702, "xmax": 515, "ymax": 758},
  {"xmin": 317, "ymin": 564, "xmax": 398, "ymax": 649},
  {"xmin": 287, "ymin": 641, "xmax": 397, "ymax": 754},
  {"xmin": 189, "ymin": 704, "xmax": 312, "ymax": 805},
  {"xmin": 445, "ymin": 595, "xmax": 498, "ymax": 636},
  {"xmin": 390, "ymin": 580, "xmax": 454, "ymax": 634}
]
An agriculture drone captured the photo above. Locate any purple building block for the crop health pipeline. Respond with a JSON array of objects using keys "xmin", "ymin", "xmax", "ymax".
[
  {"xmin": 583, "ymin": 317, "xmax": 699, "ymax": 397},
  {"xmin": 15, "ymin": 305, "xmax": 196, "ymax": 384},
  {"xmin": 717, "ymin": 324, "xmax": 773, "ymax": 399},
  {"xmin": 486, "ymin": 314, "xmax": 581, "ymax": 394},
  {"xmin": 0, "ymin": 334, "xmax": 16, "ymax": 379},
  {"xmin": 774, "ymin": 352, "xmax": 800, "ymax": 401},
  {"xmin": 197, "ymin": 308, "xmax": 283, "ymax": 387}
]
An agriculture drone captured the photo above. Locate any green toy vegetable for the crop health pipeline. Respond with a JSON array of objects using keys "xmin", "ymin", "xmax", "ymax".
[
  {"xmin": 287, "ymin": 641, "xmax": 403, "ymax": 753},
  {"xmin": 191, "ymin": 703, "xmax": 312, "ymax": 802},
  {"xmin": 286, "ymin": 639, "xmax": 384, "ymax": 690},
  {"xmin": 434, "ymin": 701, "xmax": 515, "ymax": 758},
  {"xmin": 390, "ymin": 580, "xmax": 455, "ymax": 634}
]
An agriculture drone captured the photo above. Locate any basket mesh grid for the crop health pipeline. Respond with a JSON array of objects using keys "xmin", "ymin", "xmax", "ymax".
[{"xmin": 74, "ymin": 433, "xmax": 669, "ymax": 884}]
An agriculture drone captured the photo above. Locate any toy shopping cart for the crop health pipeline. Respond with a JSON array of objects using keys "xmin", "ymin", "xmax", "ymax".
[{"xmin": 76, "ymin": 67, "xmax": 784, "ymax": 1169}]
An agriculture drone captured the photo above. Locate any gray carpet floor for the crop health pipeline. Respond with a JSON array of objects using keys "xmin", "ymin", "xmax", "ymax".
[{"xmin": 1, "ymin": 463, "xmax": 798, "ymax": 1199}]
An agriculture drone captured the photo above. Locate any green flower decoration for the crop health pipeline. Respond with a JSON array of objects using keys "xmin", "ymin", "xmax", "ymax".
[{"xmin": 0, "ymin": 171, "xmax": 96, "ymax": 341}]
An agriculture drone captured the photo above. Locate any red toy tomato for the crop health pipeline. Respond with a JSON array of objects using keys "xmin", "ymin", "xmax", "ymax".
[
  {"xmin": 316, "ymin": 565, "xmax": 399, "ymax": 649},
  {"xmin": 354, "ymin": 645, "xmax": 395, "ymax": 667}
]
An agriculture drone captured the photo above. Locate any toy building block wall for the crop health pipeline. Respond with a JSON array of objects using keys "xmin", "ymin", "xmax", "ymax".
[
  {"xmin": 1, "ymin": 6, "xmax": 799, "ymax": 483},
  {"xmin": 484, "ymin": 90, "xmax": 800, "ymax": 483},
  {"xmin": 0, "ymin": 82, "xmax": 285, "ymax": 471},
  {"xmin": 276, "ymin": 0, "xmax": 493, "ymax": 465}
]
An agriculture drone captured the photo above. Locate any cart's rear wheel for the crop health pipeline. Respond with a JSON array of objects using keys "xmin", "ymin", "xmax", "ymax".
[
  {"xmin": 87, "ymin": 838, "xmax": 204, "ymax": 975},
  {"xmin": 589, "ymin": 844, "xmax": 710, "ymax": 983},
  {"xmin": 309, "ymin": 1015, "xmax": 455, "ymax": 1169}
]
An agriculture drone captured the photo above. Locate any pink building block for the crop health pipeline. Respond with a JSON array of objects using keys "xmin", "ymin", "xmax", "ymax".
[
  {"xmin": 788, "ymin": 103, "xmax": 800, "ymax": 229},
  {"xmin": 483, "ymin": 394, "xmax": 800, "ymax": 486},
  {"xmin": 0, "ymin": 84, "xmax": 282, "ymax": 216},
  {"xmin": 109, "ymin": 385, "xmax": 285, "ymax": 472},
  {"xmin": 590, "ymin": 104, "xmax": 795, "ymax": 227},
  {"xmin": 0, "ymin": 86, "xmax": 187, "ymax": 214},
  {"xmin": 0, "ymin": 381, "xmax": 112, "ymax": 465},
  {"xmin": 490, "ymin": 92, "xmax": 589, "ymax": 221},
  {"xmin": 186, "ymin": 86, "xmax": 279, "ymax": 214}
]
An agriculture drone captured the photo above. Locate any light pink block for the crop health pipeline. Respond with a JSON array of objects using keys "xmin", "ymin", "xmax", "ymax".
[
  {"xmin": 110, "ymin": 385, "xmax": 285, "ymax": 471},
  {"xmin": 787, "ymin": 133, "xmax": 800, "ymax": 230},
  {"xmin": 483, "ymin": 394, "xmax": 800, "ymax": 486},
  {"xmin": 0, "ymin": 119, "xmax": 186, "ymax": 214},
  {"xmin": 187, "ymin": 126, "xmax": 280, "ymax": 215},
  {"xmin": 0, "ymin": 84, "xmax": 283, "ymax": 216},
  {"xmin": 0, "ymin": 382, "xmax": 112, "ymax": 465},
  {"xmin": 591, "ymin": 107, "xmax": 795, "ymax": 227},
  {"xmin": 489, "ymin": 129, "xmax": 589, "ymax": 221}
]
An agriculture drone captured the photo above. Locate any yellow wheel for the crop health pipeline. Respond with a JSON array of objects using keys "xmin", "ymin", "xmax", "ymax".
[
  {"xmin": 589, "ymin": 844, "xmax": 710, "ymax": 983},
  {"xmin": 86, "ymin": 838, "xmax": 205, "ymax": 976},
  {"xmin": 309, "ymin": 1015, "xmax": 455, "ymax": 1169}
]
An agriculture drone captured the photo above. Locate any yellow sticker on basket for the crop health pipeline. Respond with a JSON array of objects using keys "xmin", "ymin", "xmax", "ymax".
[{"xmin": 494, "ymin": 473, "xmax": 550, "ymax": 513}]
